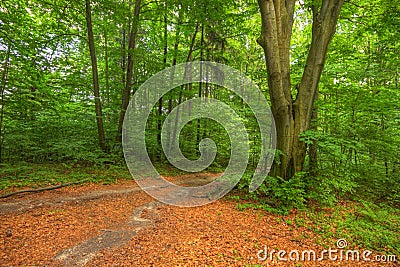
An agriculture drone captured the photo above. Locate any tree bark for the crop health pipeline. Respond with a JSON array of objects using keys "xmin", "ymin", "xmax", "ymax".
[
  {"xmin": 104, "ymin": 31, "xmax": 110, "ymax": 106},
  {"xmin": 308, "ymin": 89, "xmax": 318, "ymax": 176},
  {"xmin": 116, "ymin": 0, "xmax": 141, "ymax": 143},
  {"xmin": 85, "ymin": 0, "xmax": 108, "ymax": 153},
  {"xmin": 166, "ymin": 13, "xmax": 183, "ymax": 150},
  {"xmin": 121, "ymin": 28, "xmax": 127, "ymax": 87},
  {"xmin": 257, "ymin": 0, "xmax": 344, "ymax": 179},
  {"xmin": 0, "ymin": 43, "xmax": 11, "ymax": 163},
  {"xmin": 157, "ymin": 9, "xmax": 168, "ymax": 148},
  {"xmin": 197, "ymin": 23, "xmax": 206, "ymax": 144},
  {"xmin": 170, "ymin": 23, "xmax": 199, "ymax": 151}
]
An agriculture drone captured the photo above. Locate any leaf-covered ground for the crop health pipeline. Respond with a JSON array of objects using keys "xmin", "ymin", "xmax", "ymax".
[{"xmin": 0, "ymin": 174, "xmax": 397, "ymax": 266}]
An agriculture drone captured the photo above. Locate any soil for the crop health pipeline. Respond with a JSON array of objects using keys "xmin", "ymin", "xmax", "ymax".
[{"xmin": 0, "ymin": 173, "xmax": 397, "ymax": 267}]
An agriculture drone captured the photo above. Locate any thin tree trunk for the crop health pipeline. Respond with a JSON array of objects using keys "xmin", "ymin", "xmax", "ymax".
[
  {"xmin": 0, "ymin": 44, "xmax": 11, "ymax": 163},
  {"xmin": 187, "ymin": 23, "xmax": 199, "ymax": 124},
  {"xmin": 104, "ymin": 31, "xmax": 110, "ymax": 106},
  {"xmin": 116, "ymin": 0, "xmax": 141, "ymax": 143},
  {"xmin": 157, "ymin": 10, "xmax": 168, "ymax": 148},
  {"xmin": 121, "ymin": 29, "xmax": 126, "ymax": 87},
  {"xmin": 120, "ymin": 7, "xmax": 127, "ymax": 131},
  {"xmin": 166, "ymin": 14, "xmax": 183, "ymax": 151},
  {"xmin": 308, "ymin": 89, "xmax": 318, "ymax": 176},
  {"xmin": 257, "ymin": 0, "xmax": 344, "ymax": 179},
  {"xmin": 85, "ymin": 0, "xmax": 108, "ymax": 153},
  {"xmin": 197, "ymin": 23, "xmax": 205, "ymax": 144},
  {"xmin": 170, "ymin": 24, "xmax": 199, "ymax": 151}
]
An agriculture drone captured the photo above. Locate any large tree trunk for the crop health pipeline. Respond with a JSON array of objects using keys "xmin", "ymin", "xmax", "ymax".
[
  {"xmin": 116, "ymin": 0, "xmax": 141, "ymax": 143},
  {"xmin": 257, "ymin": 0, "xmax": 344, "ymax": 179},
  {"xmin": 85, "ymin": 0, "xmax": 108, "ymax": 153}
]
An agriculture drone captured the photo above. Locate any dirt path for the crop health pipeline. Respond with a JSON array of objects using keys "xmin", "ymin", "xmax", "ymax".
[
  {"xmin": 54, "ymin": 201, "xmax": 162, "ymax": 266},
  {"xmin": 0, "ymin": 173, "xmax": 218, "ymax": 266},
  {"xmin": 1, "ymin": 173, "xmax": 397, "ymax": 266},
  {"xmin": 0, "ymin": 173, "xmax": 217, "ymax": 214}
]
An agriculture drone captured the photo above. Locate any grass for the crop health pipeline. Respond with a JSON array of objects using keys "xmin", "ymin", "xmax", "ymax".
[
  {"xmin": 305, "ymin": 201, "xmax": 400, "ymax": 256},
  {"xmin": 228, "ymin": 189, "xmax": 400, "ymax": 257},
  {"xmin": 0, "ymin": 163, "xmax": 133, "ymax": 191}
]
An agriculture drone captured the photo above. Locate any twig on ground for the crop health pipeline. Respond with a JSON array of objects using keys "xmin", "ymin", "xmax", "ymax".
[{"xmin": 0, "ymin": 178, "xmax": 90, "ymax": 199}]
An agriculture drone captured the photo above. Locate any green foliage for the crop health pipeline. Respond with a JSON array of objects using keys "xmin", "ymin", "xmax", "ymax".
[
  {"xmin": 340, "ymin": 202, "xmax": 400, "ymax": 254},
  {"xmin": 306, "ymin": 201, "xmax": 400, "ymax": 255},
  {"xmin": 237, "ymin": 171, "xmax": 306, "ymax": 214},
  {"xmin": 260, "ymin": 174, "xmax": 307, "ymax": 213},
  {"xmin": 305, "ymin": 174, "xmax": 356, "ymax": 206}
]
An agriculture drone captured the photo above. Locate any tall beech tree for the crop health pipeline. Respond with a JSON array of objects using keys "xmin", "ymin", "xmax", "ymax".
[
  {"xmin": 257, "ymin": 0, "xmax": 344, "ymax": 179},
  {"xmin": 85, "ymin": 0, "xmax": 107, "ymax": 152},
  {"xmin": 116, "ymin": 0, "xmax": 142, "ymax": 144}
]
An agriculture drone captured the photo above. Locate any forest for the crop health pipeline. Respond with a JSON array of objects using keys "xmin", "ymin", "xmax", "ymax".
[{"xmin": 0, "ymin": 0, "xmax": 399, "ymax": 265}]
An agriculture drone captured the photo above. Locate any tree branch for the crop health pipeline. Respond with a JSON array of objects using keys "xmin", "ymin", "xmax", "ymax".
[{"xmin": 0, "ymin": 178, "xmax": 90, "ymax": 199}]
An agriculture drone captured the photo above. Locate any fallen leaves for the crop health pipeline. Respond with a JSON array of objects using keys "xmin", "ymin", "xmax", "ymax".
[{"xmin": 0, "ymin": 176, "xmax": 398, "ymax": 266}]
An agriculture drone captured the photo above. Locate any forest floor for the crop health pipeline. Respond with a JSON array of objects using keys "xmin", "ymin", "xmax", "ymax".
[{"xmin": 0, "ymin": 173, "xmax": 398, "ymax": 267}]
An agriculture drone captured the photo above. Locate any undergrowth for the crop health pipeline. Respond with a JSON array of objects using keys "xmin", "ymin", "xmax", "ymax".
[{"xmin": 231, "ymin": 171, "xmax": 400, "ymax": 257}]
